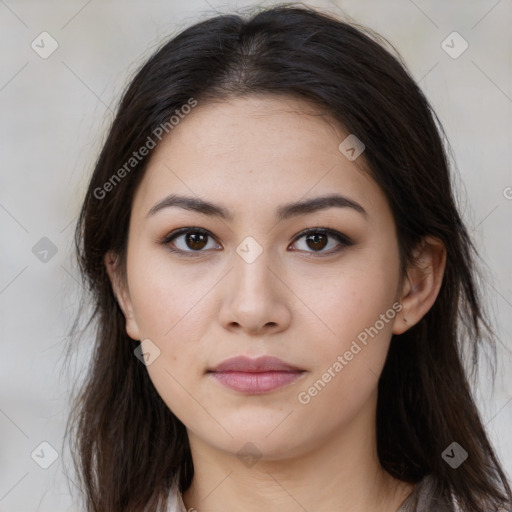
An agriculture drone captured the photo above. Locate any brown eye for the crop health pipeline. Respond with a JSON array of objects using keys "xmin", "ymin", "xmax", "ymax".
[
  {"xmin": 160, "ymin": 227, "xmax": 353, "ymax": 258},
  {"xmin": 291, "ymin": 228, "xmax": 353, "ymax": 255},
  {"xmin": 161, "ymin": 228, "xmax": 221, "ymax": 255},
  {"xmin": 304, "ymin": 232, "xmax": 328, "ymax": 251},
  {"xmin": 184, "ymin": 232, "xmax": 208, "ymax": 250}
]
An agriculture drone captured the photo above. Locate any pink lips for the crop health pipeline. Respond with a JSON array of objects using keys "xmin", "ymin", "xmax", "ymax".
[{"xmin": 207, "ymin": 355, "xmax": 305, "ymax": 394}]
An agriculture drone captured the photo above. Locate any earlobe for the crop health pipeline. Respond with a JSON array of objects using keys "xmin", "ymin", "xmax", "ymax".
[
  {"xmin": 392, "ymin": 236, "xmax": 447, "ymax": 335},
  {"xmin": 104, "ymin": 251, "xmax": 142, "ymax": 340}
]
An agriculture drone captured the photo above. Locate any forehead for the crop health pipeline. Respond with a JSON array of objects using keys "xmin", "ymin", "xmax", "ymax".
[{"xmin": 131, "ymin": 94, "xmax": 389, "ymax": 224}]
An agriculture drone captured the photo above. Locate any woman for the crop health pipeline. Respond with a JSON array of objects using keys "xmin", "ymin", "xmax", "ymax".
[{"xmin": 64, "ymin": 4, "xmax": 512, "ymax": 511}]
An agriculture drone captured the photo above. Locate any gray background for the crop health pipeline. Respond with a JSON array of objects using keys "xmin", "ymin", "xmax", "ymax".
[{"xmin": 1, "ymin": 0, "xmax": 511, "ymax": 510}]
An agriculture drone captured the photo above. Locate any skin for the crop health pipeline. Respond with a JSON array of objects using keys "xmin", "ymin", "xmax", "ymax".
[{"xmin": 105, "ymin": 94, "xmax": 446, "ymax": 512}]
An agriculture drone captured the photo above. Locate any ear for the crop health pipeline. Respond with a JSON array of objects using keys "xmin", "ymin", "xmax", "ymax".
[
  {"xmin": 104, "ymin": 251, "xmax": 142, "ymax": 340},
  {"xmin": 392, "ymin": 236, "xmax": 447, "ymax": 335}
]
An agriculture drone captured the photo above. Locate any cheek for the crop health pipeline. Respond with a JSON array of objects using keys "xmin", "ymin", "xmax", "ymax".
[
  {"xmin": 127, "ymin": 245, "xmax": 209, "ymax": 339},
  {"xmin": 293, "ymin": 302, "xmax": 396, "ymax": 441},
  {"xmin": 125, "ymin": 249, "xmax": 217, "ymax": 420},
  {"xmin": 294, "ymin": 253, "xmax": 399, "ymax": 403},
  {"xmin": 129, "ymin": 269, "xmax": 209, "ymax": 368},
  {"xmin": 295, "ymin": 253, "xmax": 398, "ymax": 349},
  {"xmin": 304, "ymin": 292, "xmax": 395, "ymax": 387}
]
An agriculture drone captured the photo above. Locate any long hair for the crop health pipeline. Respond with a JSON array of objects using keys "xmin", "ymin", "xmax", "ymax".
[{"xmin": 63, "ymin": 3, "xmax": 512, "ymax": 511}]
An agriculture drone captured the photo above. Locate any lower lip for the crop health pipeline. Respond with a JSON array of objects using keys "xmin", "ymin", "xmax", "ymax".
[{"xmin": 209, "ymin": 371, "xmax": 304, "ymax": 394}]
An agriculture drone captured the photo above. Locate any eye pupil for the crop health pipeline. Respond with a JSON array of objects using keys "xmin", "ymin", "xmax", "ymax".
[
  {"xmin": 306, "ymin": 233, "xmax": 328, "ymax": 251},
  {"xmin": 187, "ymin": 232, "xmax": 208, "ymax": 250}
]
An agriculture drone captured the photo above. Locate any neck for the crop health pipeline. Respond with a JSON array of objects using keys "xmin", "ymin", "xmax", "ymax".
[{"xmin": 182, "ymin": 391, "xmax": 414, "ymax": 512}]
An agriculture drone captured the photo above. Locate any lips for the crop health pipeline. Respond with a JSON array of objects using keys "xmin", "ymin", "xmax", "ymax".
[
  {"xmin": 208, "ymin": 355, "xmax": 303, "ymax": 373},
  {"xmin": 207, "ymin": 355, "xmax": 306, "ymax": 394}
]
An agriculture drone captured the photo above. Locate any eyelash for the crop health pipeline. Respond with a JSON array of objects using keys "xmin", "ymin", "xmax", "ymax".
[{"xmin": 158, "ymin": 226, "xmax": 354, "ymax": 257}]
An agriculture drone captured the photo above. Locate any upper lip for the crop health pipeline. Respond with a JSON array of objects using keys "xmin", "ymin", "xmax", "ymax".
[{"xmin": 208, "ymin": 355, "xmax": 304, "ymax": 373}]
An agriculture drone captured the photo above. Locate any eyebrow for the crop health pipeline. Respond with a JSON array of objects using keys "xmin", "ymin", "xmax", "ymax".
[{"xmin": 146, "ymin": 193, "xmax": 367, "ymax": 221}]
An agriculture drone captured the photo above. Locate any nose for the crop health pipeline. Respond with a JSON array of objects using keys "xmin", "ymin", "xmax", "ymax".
[{"xmin": 218, "ymin": 247, "xmax": 292, "ymax": 336}]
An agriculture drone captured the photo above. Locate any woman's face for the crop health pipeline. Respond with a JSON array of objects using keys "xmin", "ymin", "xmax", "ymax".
[{"xmin": 109, "ymin": 94, "xmax": 406, "ymax": 460}]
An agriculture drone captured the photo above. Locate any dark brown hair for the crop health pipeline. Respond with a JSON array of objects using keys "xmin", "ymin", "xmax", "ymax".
[{"xmin": 63, "ymin": 3, "xmax": 512, "ymax": 511}]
